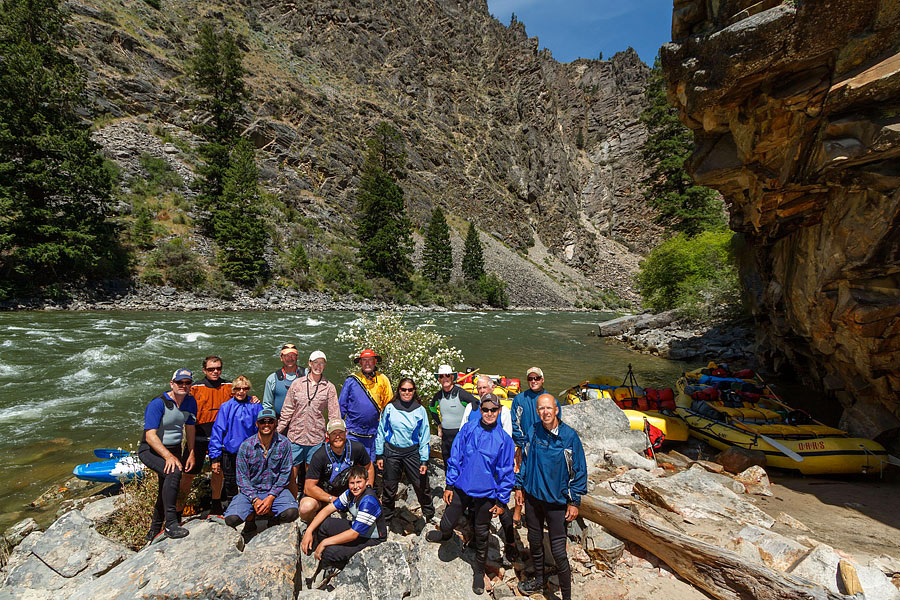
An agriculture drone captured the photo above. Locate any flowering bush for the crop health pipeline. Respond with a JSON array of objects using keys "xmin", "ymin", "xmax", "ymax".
[{"xmin": 336, "ymin": 312, "xmax": 465, "ymax": 398}]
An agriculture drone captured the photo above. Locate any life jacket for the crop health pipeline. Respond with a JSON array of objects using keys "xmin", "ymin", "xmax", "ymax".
[
  {"xmin": 347, "ymin": 487, "xmax": 387, "ymax": 539},
  {"xmin": 321, "ymin": 442, "xmax": 355, "ymax": 495}
]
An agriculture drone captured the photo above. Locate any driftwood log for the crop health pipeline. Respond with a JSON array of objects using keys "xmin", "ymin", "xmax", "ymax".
[{"xmin": 578, "ymin": 496, "xmax": 849, "ymax": 600}]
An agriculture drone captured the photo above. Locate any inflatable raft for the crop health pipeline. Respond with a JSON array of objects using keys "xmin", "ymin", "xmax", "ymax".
[
  {"xmin": 561, "ymin": 373, "xmax": 690, "ymax": 443},
  {"xmin": 676, "ymin": 364, "xmax": 896, "ymax": 475}
]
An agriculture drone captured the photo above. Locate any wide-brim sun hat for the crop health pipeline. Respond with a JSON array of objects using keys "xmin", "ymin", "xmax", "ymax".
[
  {"xmin": 353, "ymin": 348, "xmax": 382, "ymax": 364},
  {"xmin": 434, "ymin": 364, "xmax": 456, "ymax": 380}
]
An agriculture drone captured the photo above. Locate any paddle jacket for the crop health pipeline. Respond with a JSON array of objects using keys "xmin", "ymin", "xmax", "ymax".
[
  {"xmin": 339, "ymin": 372, "xmax": 392, "ymax": 438},
  {"xmin": 141, "ymin": 392, "xmax": 197, "ymax": 446},
  {"xmin": 463, "ymin": 402, "xmax": 513, "ymax": 437},
  {"xmin": 375, "ymin": 399, "xmax": 431, "ymax": 464},
  {"xmin": 510, "ymin": 388, "xmax": 562, "ymax": 448},
  {"xmin": 236, "ymin": 432, "xmax": 292, "ymax": 501},
  {"xmin": 333, "ymin": 485, "xmax": 386, "ymax": 539},
  {"xmin": 208, "ymin": 396, "xmax": 262, "ymax": 459},
  {"xmin": 515, "ymin": 421, "xmax": 587, "ymax": 507},
  {"xmin": 447, "ymin": 419, "xmax": 515, "ymax": 504},
  {"xmin": 277, "ymin": 374, "xmax": 339, "ymax": 446},
  {"xmin": 263, "ymin": 368, "xmax": 306, "ymax": 416},
  {"xmin": 191, "ymin": 377, "xmax": 232, "ymax": 426},
  {"xmin": 430, "ymin": 385, "xmax": 477, "ymax": 430}
]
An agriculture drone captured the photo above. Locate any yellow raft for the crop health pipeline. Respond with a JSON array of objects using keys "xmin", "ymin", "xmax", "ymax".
[
  {"xmin": 676, "ymin": 365, "xmax": 893, "ymax": 475},
  {"xmin": 561, "ymin": 376, "xmax": 689, "ymax": 443}
]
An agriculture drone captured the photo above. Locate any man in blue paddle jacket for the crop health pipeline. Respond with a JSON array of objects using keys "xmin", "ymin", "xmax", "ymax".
[
  {"xmin": 338, "ymin": 349, "xmax": 391, "ymax": 461},
  {"xmin": 515, "ymin": 393, "xmax": 586, "ymax": 600}
]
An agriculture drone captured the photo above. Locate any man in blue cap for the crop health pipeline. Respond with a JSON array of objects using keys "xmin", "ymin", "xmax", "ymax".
[{"xmin": 223, "ymin": 408, "xmax": 299, "ymax": 534}]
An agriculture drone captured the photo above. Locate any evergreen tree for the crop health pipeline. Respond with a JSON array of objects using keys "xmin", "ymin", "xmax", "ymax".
[
  {"xmin": 641, "ymin": 58, "xmax": 725, "ymax": 236},
  {"xmin": 356, "ymin": 123, "xmax": 413, "ymax": 284},
  {"xmin": 462, "ymin": 222, "xmax": 484, "ymax": 281},
  {"xmin": 0, "ymin": 0, "xmax": 124, "ymax": 294},
  {"xmin": 423, "ymin": 207, "xmax": 452, "ymax": 283},
  {"xmin": 132, "ymin": 205, "xmax": 155, "ymax": 249},
  {"xmin": 189, "ymin": 20, "xmax": 247, "ymax": 232},
  {"xmin": 215, "ymin": 139, "xmax": 268, "ymax": 285}
]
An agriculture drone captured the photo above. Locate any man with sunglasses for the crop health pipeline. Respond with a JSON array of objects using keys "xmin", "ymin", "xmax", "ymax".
[
  {"xmin": 224, "ymin": 408, "xmax": 299, "ymax": 534},
  {"xmin": 427, "ymin": 394, "xmax": 514, "ymax": 595},
  {"xmin": 183, "ymin": 356, "xmax": 233, "ymax": 516},
  {"xmin": 510, "ymin": 367, "xmax": 561, "ymax": 527},
  {"xmin": 430, "ymin": 364, "xmax": 477, "ymax": 465},
  {"xmin": 263, "ymin": 343, "xmax": 307, "ymax": 418}
]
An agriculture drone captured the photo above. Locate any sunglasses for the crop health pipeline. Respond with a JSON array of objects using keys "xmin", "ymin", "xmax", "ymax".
[
  {"xmin": 399, "ymin": 387, "xmax": 416, "ymax": 393},
  {"xmin": 173, "ymin": 380, "xmax": 192, "ymax": 386},
  {"xmin": 482, "ymin": 407, "xmax": 500, "ymax": 414},
  {"xmin": 437, "ymin": 374, "xmax": 452, "ymax": 379},
  {"xmin": 205, "ymin": 366, "xmax": 222, "ymax": 371},
  {"xmin": 258, "ymin": 419, "xmax": 276, "ymax": 425},
  {"xmin": 527, "ymin": 376, "xmax": 542, "ymax": 382},
  {"xmin": 233, "ymin": 386, "xmax": 249, "ymax": 391}
]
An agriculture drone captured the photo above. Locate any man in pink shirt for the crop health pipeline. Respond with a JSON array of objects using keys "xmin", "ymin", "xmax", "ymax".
[{"xmin": 278, "ymin": 350, "xmax": 339, "ymax": 498}]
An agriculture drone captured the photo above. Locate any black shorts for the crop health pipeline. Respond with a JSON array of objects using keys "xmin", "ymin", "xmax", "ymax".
[{"xmin": 185, "ymin": 421, "xmax": 214, "ymax": 475}]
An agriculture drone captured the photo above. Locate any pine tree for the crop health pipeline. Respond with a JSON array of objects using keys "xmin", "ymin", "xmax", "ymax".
[
  {"xmin": 356, "ymin": 123, "xmax": 413, "ymax": 284},
  {"xmin": 641, "ymin": 58, "xmax": 725, "ymax": 236},
  {"xmin": 215, "ymin": 139, "xmax": 268, "ymax": 285},
  {"xmin": 423, "ymin": 207, "xmax": 452, "ymax": 282},
  {"xmin": 0, "ymin": 0, "xmax": 125, "ymax": 294},
  {"xmin": 462, "ymin": 222, "xmax": 484, "ymax": 281},
  {"xmin": 132, "ymin": 205, "xmax": 155, "ymax": 249},
  {"xmin": 189, "ymin": 20, "xmax": 247, "ymax": 232}
]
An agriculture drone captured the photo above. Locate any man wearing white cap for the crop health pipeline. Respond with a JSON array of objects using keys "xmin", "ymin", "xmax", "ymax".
[
  {"xmin": 278, "ymin": 350, "xmax": 339, "ymax": 498},
  {"xmin": 430, "ymin": 364, "xmax": 477, "ymax": 466}
]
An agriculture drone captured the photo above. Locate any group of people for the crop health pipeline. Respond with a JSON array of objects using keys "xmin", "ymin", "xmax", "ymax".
[{"xmin": 138, "ymin": 346, "xmax": 587, "ymax": 599}]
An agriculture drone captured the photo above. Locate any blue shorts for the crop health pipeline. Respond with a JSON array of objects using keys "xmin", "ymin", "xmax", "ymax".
[
  {"xmin": 291, "ymin": 443, "xmax": 317, "ymax": 467},
  {"xmin": 225, "ymin": 488, "xmax": 298, "ymax": 520}
]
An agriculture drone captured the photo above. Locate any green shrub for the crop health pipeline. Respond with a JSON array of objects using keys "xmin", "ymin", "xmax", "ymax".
[
  {"xmin": 131, "ymin": 153, "xmax": 182, "ymax": 199},
  {"xmin": 205, "ymin": 271, "xmax": 235, "ymax": 299},
  {"xmin": 139, "ymin": 268, "xmax": 164, "ymax": 286},
  {"xmin": 636, "ymin": 230, "xmax": 740, "ymax": 315},
  {"xmin": 142, "ymin": 0, "xmax": 160, "ymax": 9},
  {"xmin": 475, "ymin": 273, "xmax": 509, "ymax": 309},
  {"xmin": 148, "ymin": 239, "xmax": 205, "ymax": 289}
]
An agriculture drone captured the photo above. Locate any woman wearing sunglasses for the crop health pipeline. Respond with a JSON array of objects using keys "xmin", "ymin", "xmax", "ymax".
[
  {"xmin": 374, "ymin": 378, "xmax": 435, "ymax": 530},
  {"xmin": 209, "ymin": 375, "xmax": 262, "ymax": 507},
  {"xmin": 426, "ymin": 393, "xmax": 515, "ymax": 595}
]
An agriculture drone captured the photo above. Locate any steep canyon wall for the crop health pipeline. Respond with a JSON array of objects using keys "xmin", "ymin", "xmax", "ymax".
[{"xmin": 661, "ymin": 0, "xmax": 900, "ymax": 447}]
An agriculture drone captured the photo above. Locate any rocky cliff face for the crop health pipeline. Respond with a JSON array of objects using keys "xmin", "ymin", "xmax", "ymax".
[
  {"xmin": 661, "ymin": 0, "xmax": 900, "ymax": 448},
  {"xmin": 64, "ymin": 0, "xmax": 659, "ymax": 304}
]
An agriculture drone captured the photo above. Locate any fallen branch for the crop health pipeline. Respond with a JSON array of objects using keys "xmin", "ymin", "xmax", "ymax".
[{"xmin": 578, "ymin": 496, "xmax": 848, "ymax": 600}]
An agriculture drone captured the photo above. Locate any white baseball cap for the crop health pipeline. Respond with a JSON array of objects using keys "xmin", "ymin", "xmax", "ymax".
[{"xmin": 309, "ymin": 350, "xmax": 327, "ymax": 362}]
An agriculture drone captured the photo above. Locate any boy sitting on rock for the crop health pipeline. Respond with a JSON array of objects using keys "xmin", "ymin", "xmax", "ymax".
[{"xmin": 301, "ymin": 465, "xmax": 386, "ymax": 576}]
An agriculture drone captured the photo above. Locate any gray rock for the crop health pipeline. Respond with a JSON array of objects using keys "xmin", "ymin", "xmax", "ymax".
[
  {"xmin": 597, "ymin": 314, "xmax": 640, "ymax": 336},
  {"xmin": 633, "ymin": 464, "xmax": 775, "ymax": 528},
  {"xmin": 579, "ymin": 523, "xmax": 624, "ymax": 566},
  {"xmin": 2, "ymin": 518, "xmax": 38, "ymax": 547},
  {"xmin": 331, "ymin": 541, "xmax": 411, "ymax": 600},
  {"xmin": 80, "ymin": 496, "xmax": 119, "ymax": 524},
  {"xmin": 606, "ymin": 448, "xmax": 655, "ymax": 470},
  {"xmin": 408, "ymin": 530, "xmax": 485, "ymax": 600},
  {"xmin": 730, "ymin": 525, "xmax": 809, "ymax": 572},
  {"xmin": 66, "ymin": 519, "xmax": 300, "ymax": 600},
  {"xmin": 562, "ymin": 397, "xmax": 648, "ymax": 456}
]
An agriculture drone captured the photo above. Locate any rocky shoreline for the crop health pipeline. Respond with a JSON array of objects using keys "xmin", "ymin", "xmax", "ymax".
[
  {"xmin": 0, "ymin": 281, "xmax": 598, "ymax": 313},
  {"xmin": 596, "ymin": 310, "xmax": 756, "ymax": 364}
]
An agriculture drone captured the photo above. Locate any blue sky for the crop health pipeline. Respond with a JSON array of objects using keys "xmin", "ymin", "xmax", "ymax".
[{"xmin": 486, "ymin": 0, "xmax": 672, "ymax": 66}]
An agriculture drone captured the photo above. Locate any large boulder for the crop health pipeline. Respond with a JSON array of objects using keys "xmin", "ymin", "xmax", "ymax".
[
  {"xmin": 407, "ymin": 529, "xmax": 486, "ymax": 600},
  {"xmin": 65, "ymin": 519, "xmax": 300, "ymax": 600},
  {"xmin": 633, "ymin": 464, "xmax": 775, "ymax": 528},
  {"xmin": 562, "ymin": 397, "xmax": 648, "ymax": 456},
  {"xmin": 1, "ymin": 511, "xmax": 133, "ymax": 597},
  {"xmin": 788, "ymin": 544, "xmax": 900, "ymax": 599},
  {"xmin": 330, "ymin": 541, "xmax": 411, "ymax": 600}
]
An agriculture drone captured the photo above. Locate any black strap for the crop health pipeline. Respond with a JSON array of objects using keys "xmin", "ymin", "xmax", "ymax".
[{"xmin": 351, "ymin": 373, "xmax": 382, "ymax": 413}]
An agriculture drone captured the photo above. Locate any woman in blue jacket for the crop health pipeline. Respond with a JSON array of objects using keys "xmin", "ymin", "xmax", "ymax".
[
  {"xmin": 514, "ymin": 393, "xmax": 587, "ymax": 600},
  {"xmin": 427, "ymin": 394, "xmax": 514, "ymax": 595},
  {"xmin": 209, "ymin": 375, "xmax": 262, "ymax": 508},
  {"xmin": 375, "ymin": 378, "xmax": 435, "ymax": 528}
]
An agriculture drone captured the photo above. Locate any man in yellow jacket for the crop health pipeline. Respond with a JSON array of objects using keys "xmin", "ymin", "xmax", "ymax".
[{"xmin": 338, "ymin": 349, "xmax": 392, "ymax": 460}]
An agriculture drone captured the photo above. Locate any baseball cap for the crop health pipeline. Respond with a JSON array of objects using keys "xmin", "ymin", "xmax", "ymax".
[
  {"xmin": 171, "ymin": 368, "xmax": 193, "ymax": 382},
  {"xmin": 281, "ymin": 343, "xmax": 299, "ymax": 356},
  {"xmin": 480, "ymin": 393, "xmax": 501, "ymax": 408},
  {"xmin": 326, "ymin": 418, "xmax": 346, "ymax": 434},
  {"xmin": 309, "ymin": 350, "xmax": 327, "ymax": 362},
  {"xmin": 257, "ymin": 408, "xmax": 277, "ymax": 422},
  {"xmin": 526, "ymin": 367, "xmax": 544, "ymax": 378}
]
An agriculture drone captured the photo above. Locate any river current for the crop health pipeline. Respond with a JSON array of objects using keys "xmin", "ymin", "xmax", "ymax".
[{"xmin": 0, "ymin": 310, "xmax": 693, "ymax": 528}]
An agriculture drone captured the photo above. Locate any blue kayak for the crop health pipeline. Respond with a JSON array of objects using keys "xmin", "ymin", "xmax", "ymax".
[{"xmin": 73, "ymin": 450, "xmax": 144, "ymax": 483}]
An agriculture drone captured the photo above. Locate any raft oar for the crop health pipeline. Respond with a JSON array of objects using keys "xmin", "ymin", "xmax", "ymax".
[
  {"xmin": 759, "ymin": 434, "xmax": 804, "ymax": 462},
  {"xmin": 456, "ymin": 368, "xmax": 480, "ymax": 383}
]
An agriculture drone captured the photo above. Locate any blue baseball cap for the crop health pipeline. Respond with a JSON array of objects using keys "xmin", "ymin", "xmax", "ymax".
[
  {"xmin": 257, "ymin": 408, "xmax": 277, "ymax": 422},
  {"xmin": 171, "ymin": 368, "xmax": 193, "ymax": 382}
]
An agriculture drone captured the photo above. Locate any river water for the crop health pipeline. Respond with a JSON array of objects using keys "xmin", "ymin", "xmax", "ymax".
[{"xmin": 0, "ymin": 310, "xmax": 694, "ymax": 529}]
